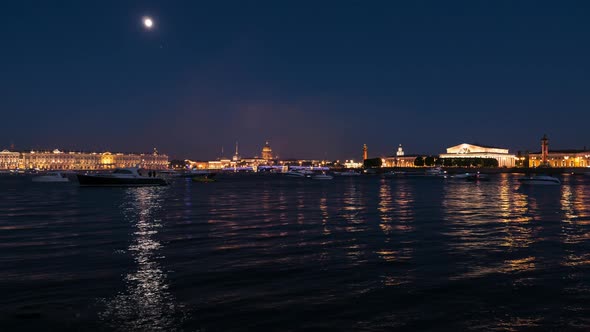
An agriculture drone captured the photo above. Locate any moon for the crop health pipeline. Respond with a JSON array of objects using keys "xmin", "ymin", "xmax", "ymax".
[{"xmin": 143, "ymin": 17, "xmax": 154, "ymax": 29}]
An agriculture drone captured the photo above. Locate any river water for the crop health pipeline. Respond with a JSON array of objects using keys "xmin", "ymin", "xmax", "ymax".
[{"xmin": 1, "ymin": 174, "xmax": 590, "ymax": 331}]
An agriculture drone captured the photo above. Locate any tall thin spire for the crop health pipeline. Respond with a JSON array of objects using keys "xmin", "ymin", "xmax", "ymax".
[{"xmin": 235, "ymin": 141, "xmax": 239, "ymax": 155}]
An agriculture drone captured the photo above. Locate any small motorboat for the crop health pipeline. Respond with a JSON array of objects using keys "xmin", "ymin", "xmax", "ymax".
[
  {"xmin": 312, "ymin": 173, "xmax": 334, "ymax": 180},
  {"xmin": 32, "ymin": 172, "xmax": 70, "ymax": 183},
  {"xmin": 77, "ymin": 167, "xmax": 167, "ymax": 187},
  {"xmin": 518, "ymin": 175, "xmax": 561, "ymax": 185}
]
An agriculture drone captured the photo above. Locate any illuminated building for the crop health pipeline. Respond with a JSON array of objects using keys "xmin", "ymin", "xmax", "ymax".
[
  {"xmin": 0, "ymin": 150, "xmax": 20, "ymax": 169},
  {"xmin": 528, "ymin": 135, "xmax": 590, "ymax": 168},
  {"xmin": 262, "ymin": 141, "xmax": 273, "ymax": 160},
  {"xmin": 0, "ymin": 149, "xmax": 168, "ymax": 170},
  {"xmin": 344, "ymin": 160, "xmax": 363, "ymax": 168},
  {"xmin": 383, "ymin": 144, "xmax": 418, "ymax": 167},
  {"xmin": 207, "ymin": 140, "xmax": 273, "ymax": 170},
  {"xmin": 439, "ymin": 143, "xmax": 516, "ymax": 167},
  {"xmin": 383, "ymin": 156, "xmax": 419, "ymax": 167},
  {"xmin": 185, "ymin": 160, "xmax": 209, "ymax": 169},
  {"xmin": 529, "ymin": 150, "xmax": 590, "ymax": 168},
  {"xmin": 363, "ymin": 144, "xmax": 368, "ymax": 160}
]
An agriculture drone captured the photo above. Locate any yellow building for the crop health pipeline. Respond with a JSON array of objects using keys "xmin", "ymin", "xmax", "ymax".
[
  {"xmin": 0, "ymin": 150, "xmax": 20, "ymax": 169},
  {"xmin": 529, "ymin": 150, "xmax": 590, "ymax": 168},
  {"xmin": 382, "ymin": 144, "xmax": 419, "ymax": 167},
  {"xmin": 0, "ymin": 149, "xmax": 168, "ymax": 170},
  {"xmin": 383, "ymin": 156, "xmax": 419, "ymax": 167},
  {"xmin": 439, "ymin": 143, "xmax": 516, "ymax": 167}
]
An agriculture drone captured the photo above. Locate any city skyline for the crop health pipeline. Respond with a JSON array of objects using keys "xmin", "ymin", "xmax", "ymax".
[
  {"xmin": 3, "ymin": 134, "xmax": 588, "ymax": 162},
  {"xmin": 2, "ymin": 2, "xmax": 590, "ymax": 159}
]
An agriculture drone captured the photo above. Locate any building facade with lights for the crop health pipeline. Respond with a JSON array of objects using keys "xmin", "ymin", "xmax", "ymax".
[
  {"xmin": 527, "ymin": 135, "xmax": 590, "ymax": 168},
  {"xmin": 0, "ymin": 150, "xmax": 21, "ymax": 170},
  {"xmin": 382, "ymin": 144, "xmax": 419, "ymax": 167},
  {"xmin": 529, "ymin": 150, "xmax": 590, "ymax": 168},
  {"xmin": 439, "ymin": 143, "xmax": 516, "ymax": 167},
  {"xmin": 0, "ymin": 149, "xmax": 168, "ymax": 170}
]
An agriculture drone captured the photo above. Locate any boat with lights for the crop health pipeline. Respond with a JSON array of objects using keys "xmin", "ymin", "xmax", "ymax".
[
  {"xmin": 518, "ymin": 175, "xmax": 560, "ymax": 185},
  {"xmin": 76, "ymin": 167, "xmax": 167, "ymax": 187}
]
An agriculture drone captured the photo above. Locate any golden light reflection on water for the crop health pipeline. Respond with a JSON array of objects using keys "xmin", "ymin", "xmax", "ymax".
[
  {"xmin": 100, "ymin": 187, "xmax": 185, "ymax": 331},
  {"xmin": 560, "ymin": 180, "xmax": 590, "ymax": 270},
  {"xmin": 341, "ymin": 181, "xmax": 367, "ymax": 264},
  {"xmin": 377, "ymin": 179, "xmax": 414, "ymax": 286},
  {"xmin": 378, "ymin": 178, "xmax": 393, "ymax": 234},
  {"xmin": 443, "ymin": 176, "xmax": 538, "ymax": 279},
  {"xmin": 342, "ymin": 181, "xmax": 365, "ymax": 232}
]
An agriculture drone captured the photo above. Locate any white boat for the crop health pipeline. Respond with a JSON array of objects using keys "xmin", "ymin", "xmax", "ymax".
[
  {"xmin": 518, "ymin": 175, "xmax": 561, "ymax": 185},
  {"xmin": 312, "ymin": 173, "xmax": 333, "ymax": 180},
  {"xmin": 285, "ymin": 170, "xmax": 313, "ymax": 178},
  {"xmin": 425, "ymin": 167, "xmax": 446, "ymax": 176},
  {"xmin": 334, "ymin": 170, "xmax": 361, "ymax": 177},
  {"xmin": 32, "ymin": 172, "xmax": 70, "ymax": 182},
  {"xmin": 77, "ymin": 167, "xmax": 167, "ymax": 186}
]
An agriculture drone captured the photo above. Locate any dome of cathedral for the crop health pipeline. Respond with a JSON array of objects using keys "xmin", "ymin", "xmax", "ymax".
[{"xmin": 261, "ymin": 141, "xmax": 273, "ymax": 160}]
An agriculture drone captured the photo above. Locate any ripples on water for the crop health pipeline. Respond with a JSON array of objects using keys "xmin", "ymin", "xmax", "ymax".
[{"xmin": 1, "ymin": 174, "xmax": 590, "ymax": 331}]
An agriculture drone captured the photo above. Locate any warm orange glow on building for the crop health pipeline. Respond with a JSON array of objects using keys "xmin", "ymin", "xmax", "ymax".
[{"xmin": 0, "ymin": 149, "xmax": 168, "ymax": 170}]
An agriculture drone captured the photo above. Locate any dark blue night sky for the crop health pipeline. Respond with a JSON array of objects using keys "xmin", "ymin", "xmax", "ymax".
[{"xmin": 2, "ymin": 1, "xmax": 589, "ymax": 159}]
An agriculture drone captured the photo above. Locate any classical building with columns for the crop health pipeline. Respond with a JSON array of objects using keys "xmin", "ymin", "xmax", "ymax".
[
  {"xmin": 439, "ymin": 143, "xmax": 516, "ymax": 167},
  {"xmin": 0, "ymin": 149, "xmax": 168, "ymax": 170}
]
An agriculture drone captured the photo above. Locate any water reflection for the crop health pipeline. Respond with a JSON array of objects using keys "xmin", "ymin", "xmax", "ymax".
[
  {"xmin": 320, "ymin": 191, "xmax": 330, "ymax": 236},
  {"xmin": 100, "ymin": 187, "xmax": 185, "ymax": 331},
  {"xmin": 342, "ymin": 181, "xmax": 365, "ymax": 232},
  {"xmin": 377, "ymin": 179, "xmax": 414, "ymax": 286},
  {"xmin": 378, "ymin": 178, "xmax": 393, "ymax": 234},
  {"xmin": 442, "ymin": 177, "xmax": 538, "ymax": 280},
  {"xmin": 341, "ymin": 180, "xmax": 366, "ymax": 264}
]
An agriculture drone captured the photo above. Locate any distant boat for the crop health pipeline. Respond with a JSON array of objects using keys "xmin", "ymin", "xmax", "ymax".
[
  {"xmin": 518, "ymin": 175, "xmax": 560, "ymax": 185},
  {"xmin": 76, "ymin": 168, "xmax": 167, "ymax": 187},
  {"xmin": 425, "ymin": 167, "xmax": 446, "ymax": 176},
  {"xmin": 179, "ymin": 169, "xmax": 212, "ymax": 178},
  {"xmin": 32, "ymin": 172, "xmax": 70, "ymax": 183},
  {"xmin": 285, "ymin": 170, "xmax": 313, "ymax": 178},
  {"xmin": 398, "ymin": 167, "xmax": 446, "ymax": 178},
  {"xmin": 312, "ymin": 173, "xmax": 334, "ymax": 180},
  {"xmin": 333, "ymin": 170, "xmax": 361, "ymax": 177}
]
